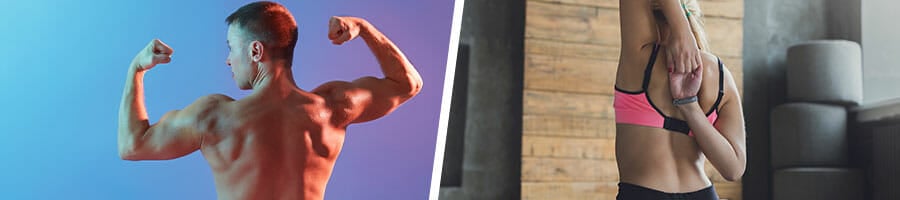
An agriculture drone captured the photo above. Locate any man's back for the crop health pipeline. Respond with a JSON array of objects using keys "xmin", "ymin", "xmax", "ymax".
[
  {"xmin": 201, "ymin": 90, "xmax": 344, "ymax": 200},
  {"xmin": 118, "ymin": 11, "xmax": 421, "ymax": 200}
]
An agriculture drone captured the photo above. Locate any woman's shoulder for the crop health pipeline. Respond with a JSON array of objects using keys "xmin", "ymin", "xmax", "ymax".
[
  {"xmin": 700, "ymin": 51, "xmax": 741, "ymax": 101},
  {"xmin": 700, "ymin": 51, "xmax": 735, "ymax": 77},
  {"xmin": 700, "ymin": 51, "xmax": 721, "ymax": 68}
]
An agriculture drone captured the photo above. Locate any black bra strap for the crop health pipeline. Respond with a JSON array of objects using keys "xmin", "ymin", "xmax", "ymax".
[
  {"xmin": 641, "ymin": 44, "xmax": 662, "ymax": 90},
  {"xmin": 707, "ymin": 58, "xmax": 725, "ymax": 115},
  {"xmin": 664, "ymin": 117, "xmax": 691, "ymax": 135},
  {"xmin": 717, "ymin": 58, "xmax": 725, "ymax": 94}
]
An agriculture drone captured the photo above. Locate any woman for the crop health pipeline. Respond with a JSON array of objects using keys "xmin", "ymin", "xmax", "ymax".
[{"xmin": 614, "ymin": 0, "xmax": 746, "ymax": 199}]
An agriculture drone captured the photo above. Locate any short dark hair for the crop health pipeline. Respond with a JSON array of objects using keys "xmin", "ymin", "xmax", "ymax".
[{"xmin": 226, "ymin": 1, "xmax": 298, "ymax": 62}]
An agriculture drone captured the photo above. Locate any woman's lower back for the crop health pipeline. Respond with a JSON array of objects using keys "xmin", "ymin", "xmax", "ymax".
[{"xmin": 615, "ymin": 124, "xmax": 713, "ymax": 193}]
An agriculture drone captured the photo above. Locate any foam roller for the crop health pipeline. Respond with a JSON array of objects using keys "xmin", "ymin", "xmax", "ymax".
[
  {"xmin": 771, "ymin": 103, "xmax": 848, "ymax": 169},
  {"xmin": 786, "ymin": 40, "xmax": 862, "ymax": 106},
  {"xmin": 773, "ymin": 168, "xmax": 864, "ymax": 200}
]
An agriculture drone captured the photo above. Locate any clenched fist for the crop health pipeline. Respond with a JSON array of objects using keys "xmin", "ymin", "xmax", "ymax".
[
  {"xmin": 132, "ymin": 39, "xmax": 174, "ymax": 71},
  {"xmin": 328, "ymin": 16, "xmax": 362, "ymax": 45}
]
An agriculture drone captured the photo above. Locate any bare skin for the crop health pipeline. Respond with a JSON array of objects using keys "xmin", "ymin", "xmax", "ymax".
[
  {"xmin": 117, "ymin": 16, "xmax": 422, "ymax": 200},
  {"xmin": 651, "ymin": 0, "xmax": 702, "ymax": 74},
  {"xmin": 615, "ymin": 0, "xmax": 746, "ymax": 193}
]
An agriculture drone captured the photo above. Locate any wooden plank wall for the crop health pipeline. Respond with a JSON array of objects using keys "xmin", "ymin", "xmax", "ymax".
[{"xmin": 521, "ymin": 0, "xmax": 744, "ymax": 199}]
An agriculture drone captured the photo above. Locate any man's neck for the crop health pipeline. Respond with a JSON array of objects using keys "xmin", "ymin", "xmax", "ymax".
[{"xmin": 249, "ymin": 61, "xmax": 299, "ymax": 99}]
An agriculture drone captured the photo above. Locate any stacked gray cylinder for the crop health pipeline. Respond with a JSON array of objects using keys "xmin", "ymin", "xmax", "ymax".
[{"xmin": 771, "ymin": 40, "xmax": 864, "ymax": 200}]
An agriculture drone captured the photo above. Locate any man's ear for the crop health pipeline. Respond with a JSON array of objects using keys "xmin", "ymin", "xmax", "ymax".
[{"xmin": 249, "ymin": 41, "xmax": 264, "ymax": 62}]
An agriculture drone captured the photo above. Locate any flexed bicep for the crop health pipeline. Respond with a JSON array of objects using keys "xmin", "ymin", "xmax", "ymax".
[
  {"xmin": 348, "ymin": 76, "xmax": 413, "ymax": 123},
  {"xmin": 314, "ymin": 77, "xmax": 416, "ymax": 127},
  {"xmin": 316, "ymin": 16, "xmax": 422, "ymax": 127}
]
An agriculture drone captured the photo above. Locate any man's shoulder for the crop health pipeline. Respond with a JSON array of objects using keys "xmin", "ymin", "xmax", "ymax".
[
  {"xmin": 201, "ymin": 94, "xmax": 236, "ymax": 102},
  {"xmin": 186, "ymin": 94, "xmax": 236, "ymax": 112},
  {"xmin": 310, "ymin": 80, "xmax": 353, "ymax": 94}
]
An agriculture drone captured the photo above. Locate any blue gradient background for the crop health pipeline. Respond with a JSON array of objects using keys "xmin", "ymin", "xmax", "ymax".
[{"xmin": 0, "ymin": 0, "xmax": 453, "ymax": 199}]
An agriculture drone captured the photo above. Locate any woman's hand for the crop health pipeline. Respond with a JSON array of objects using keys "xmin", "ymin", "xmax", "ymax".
[
  {"xmin": 666, "ymin": 31, "xmax": 702, "ymax": 74},
  {"xmin": 669, "ymin": 65, "xmax": 703, "ymax": 100}
]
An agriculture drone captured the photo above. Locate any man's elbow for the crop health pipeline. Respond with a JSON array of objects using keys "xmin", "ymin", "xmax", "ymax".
[
  {"xmin": 117, "ymin": 138, "xmax": 142, "ymax": 161},
  {"xmin": 119, "ymin": 148, "xmax": 140, "ymax": 161},
  {"xmin": 397, "ymin": 75, "xmax": 423, "ymax": 98},
  {"xmin": 408, "ymin": 78, "xmax": 423, "ymax": 97}
]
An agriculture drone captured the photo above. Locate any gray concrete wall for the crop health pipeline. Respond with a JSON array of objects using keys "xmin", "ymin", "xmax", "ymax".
[
  {"xmin": 438, "ymin": 0, "xmax": 524, "ymax": 199},
  {"xmin": 742, "ymin": 0, "xmax": 861, "ymax": 199},
  {"xmin": 862, "ymin": 0, "xmax": 900, "ymax": 104},
  {"xmin": 829, "ymin": 0, "xmax": 862, "ymax": 42}
]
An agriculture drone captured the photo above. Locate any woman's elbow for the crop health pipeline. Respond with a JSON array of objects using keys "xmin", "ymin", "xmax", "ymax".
[
  {"xmin": 722, "ymin": 166, "xmax": 746, "ymax": 182},
  {"xmin": 723, "ymin": 172, "xmax": 742, "ymax": 182}
]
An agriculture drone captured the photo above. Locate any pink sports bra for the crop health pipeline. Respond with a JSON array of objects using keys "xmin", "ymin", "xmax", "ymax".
[{"xmin": 613, "ymin": 44, "xmax": 724, "ymax": 136}]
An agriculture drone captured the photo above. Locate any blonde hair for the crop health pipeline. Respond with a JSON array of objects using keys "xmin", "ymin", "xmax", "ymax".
[{"xmin": 653, "ymin": 0, "xmax": 711, "ymax": 52}]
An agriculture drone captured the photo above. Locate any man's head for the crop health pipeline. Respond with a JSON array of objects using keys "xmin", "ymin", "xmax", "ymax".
[{"xmin": 225, "ymin": 1, "xmax": 298, "ymax": 90}]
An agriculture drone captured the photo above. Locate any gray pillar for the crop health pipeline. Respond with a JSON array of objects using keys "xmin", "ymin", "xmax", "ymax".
[{"xmin": 439, "ymin": 0, "xmax": 524, "ymax": 199}]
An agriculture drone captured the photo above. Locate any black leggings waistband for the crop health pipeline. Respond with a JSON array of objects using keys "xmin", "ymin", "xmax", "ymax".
[{"xmin": 616, "ymin": 182, "xmax": 719, "ymax": 200}]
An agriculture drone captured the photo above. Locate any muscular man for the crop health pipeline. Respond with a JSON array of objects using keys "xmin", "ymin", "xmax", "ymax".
[{"xmin": 117, "ymin": 2, "xmax": 423, "ymax": 199}]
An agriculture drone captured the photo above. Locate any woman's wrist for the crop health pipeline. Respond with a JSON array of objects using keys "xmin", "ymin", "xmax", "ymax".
[
  {"xmin": 673, "ymin": 96, "xmax": 698, "ymax": 105},
  {"xmin": 675, "ymin": 100, "xmax": 702, "ymax": 112}
]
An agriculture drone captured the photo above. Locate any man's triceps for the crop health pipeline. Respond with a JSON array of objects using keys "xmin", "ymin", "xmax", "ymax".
[{"xmin": 127, "ymin": 95, "xmax": 229, "ymax": 160}]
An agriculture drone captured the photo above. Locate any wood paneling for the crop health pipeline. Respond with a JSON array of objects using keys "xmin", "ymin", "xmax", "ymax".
[
  {"xmin": 523, "ymin": 136, "xmax": 617, "ymax": 160},
  {"xmin": 526, "ymin": 1, "xmax": 620, "ymax": 46},
  {"xmin": 525, "ymin": 54, "xmax": 618, "ymax": 94},
  {"xmin": 523, "ymin": 115, "xmax": 616, "ymax": 138},
  {"xmin": 523, "ymin": 90, "xmax": 615, "ymax": 118},
  {"xmin": 522, "ymin": 182, "xmax": 619, "ymax": 200},
  {"xmin": 522, "ymin": 157, "xmax": 620, "ymax": 182}
]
